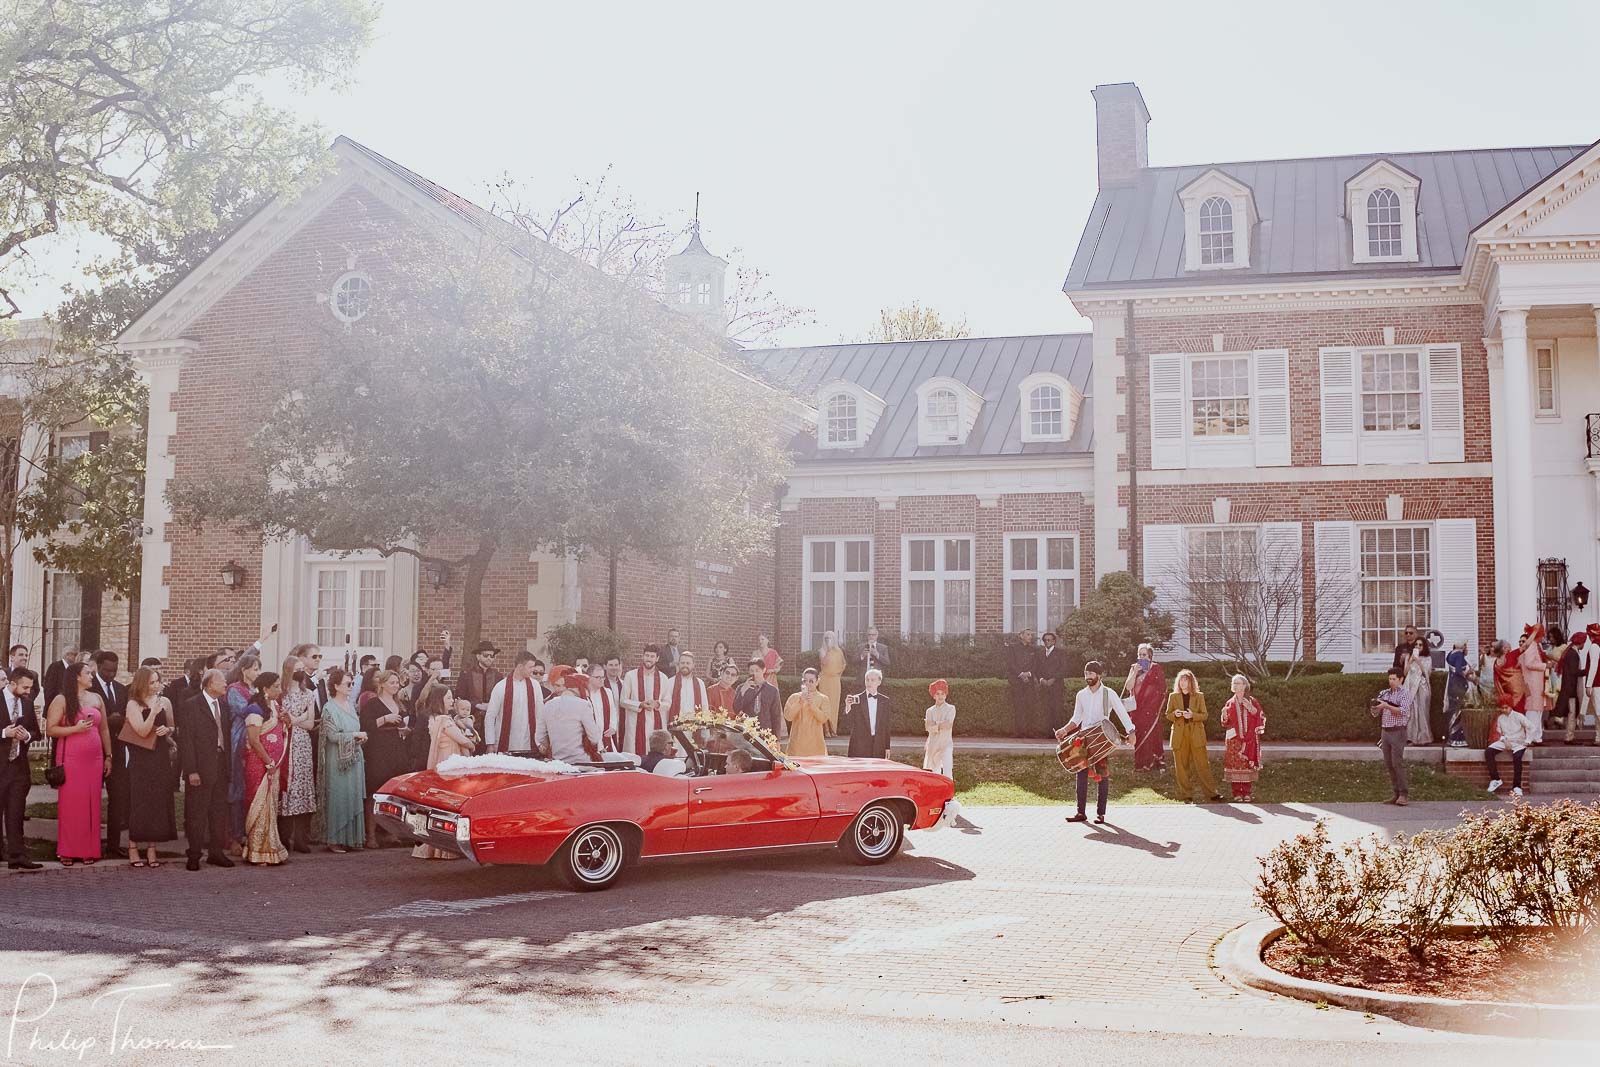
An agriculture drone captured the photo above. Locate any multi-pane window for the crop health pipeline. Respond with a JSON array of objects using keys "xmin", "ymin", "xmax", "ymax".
[
  {"xmin": 695, "ymin": 280, "xmax": 712, "ymax": 306},
  {"xmin": 1534, "ymin": 344, "xmax": 1557, "ymax": 416},
  {"xmin": 47, "ymin": 571, "xmax": 83, "ymax": 663},
  {"xmin": 924, "ymin": 388, "xmax": 959, "ymax": 443},
  {"xmin": 1187, "ymin": 528, "xmax": 1258, "ymax": 653},
  {"xmin": 1359, "ymin": 526, "xmax": 1432, "ymax": 654},
  {"xmin": 804, "ymin": 538, "xmax": 872, "ymax": 649},
  {"xmin": 903, "ymin": 536, "xmax": 973, "ymax": 639},
  {"xmin": 1366, "ymin": 188, "xmax": 1403, "ymax": 258},
  {"xmin": 1360, "ymin": 350, "xmax": 1422, "ymax": 432},
  {"xmin": 1028, "ymin": 385, "xmax": 1063, "ymax": 439},
  {"xmin": 823, "ymin": 393, "xmax": 859, "ymax": 446},
  {"xmin": 1190, "ymin": 356, "xmax": 1251, "ymax": 437},
  {"xmin": 676, "ymin": 280, "xmax": 692, "ymax": 304},
  {"xmin": 310, "ymin": 563, "xmax": 387, "ymax": 657},
  {"xmin": 1005, "ymin": 534, "xmax": 1079, "ymax": 634},
  {"xmin": 331, "ymin": 273, "xmax": 373, "ymax": 322},
  {"xmin": 1199, "ymin": 196, "xmax": 1234, "ymax": 265}
]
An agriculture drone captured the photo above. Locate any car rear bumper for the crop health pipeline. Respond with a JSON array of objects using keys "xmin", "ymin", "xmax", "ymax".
[{"xmin": 372, "ymin": 792, "xmax": 478, "ymax": 863}]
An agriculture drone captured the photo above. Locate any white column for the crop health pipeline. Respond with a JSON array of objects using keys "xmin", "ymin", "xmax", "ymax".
[
  {"xmin": 1088, "ymin": 309, "xmax": 1127, "ymax": 581},
  {"xmin": 9, "ymin": 424, "xmax": 49, "ymax": 656},
  {"xmin": 1499, "ymin": 308, "xmax": 1536, "ymax": 626},
  {"xmin": 129, "ymin": 341, "xmax": 196, "ymax": 663},
  {"xmin": 1484, "ymin": 338, "xmax": 1512, "ymax": 638}
]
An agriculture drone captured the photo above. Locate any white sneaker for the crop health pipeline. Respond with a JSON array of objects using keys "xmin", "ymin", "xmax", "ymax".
[
  {"xmin": 1513, "ymin": 787, "xmax": 1523, "ymax": 799},
  {"xmin": 1487, "ymin": 779, "xmax": 1502, "ymax": 793}
]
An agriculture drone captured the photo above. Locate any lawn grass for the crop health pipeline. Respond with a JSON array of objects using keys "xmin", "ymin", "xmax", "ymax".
[{"xmin": 895, "ymin": 753, "xmax": 1484, "ymax": 806}]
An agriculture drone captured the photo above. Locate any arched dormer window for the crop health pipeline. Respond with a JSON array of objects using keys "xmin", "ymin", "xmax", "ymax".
[
  {"xmin": 815, "ymin": 381, "xmax": 887, "ymax": 451},
  {"xmin": 914, "ymin": 376, "xmax": 984, "ymax": 447},
  {"xmin": 1198, "ymin": 197, "xmax": 1233, "ymax": 265},
  {"xmin": 1018, "ymin": 372, "xmax": 1083, "ymax": 443},
  {"xmin": 1366, "ymin": 188, "xmax": 1402, "ymax": 258},
  {"xmin": 1346, "ymin": 160, "xmax": 1420, "ymax": 264}
]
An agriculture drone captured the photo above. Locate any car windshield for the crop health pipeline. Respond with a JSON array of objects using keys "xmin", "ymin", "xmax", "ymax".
[{"xmin": 672, "ymin": 725, "xmax": 775, "ymax": 776}]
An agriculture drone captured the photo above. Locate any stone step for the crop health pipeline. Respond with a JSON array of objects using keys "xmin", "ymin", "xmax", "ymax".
[
  {"xmin": 1528, "ymin": 748, "xmax": 1600, "ymax": 761},
  {"xmin": 1523, "ymin": 775, "xmax": 1600, "ymax": 788}
]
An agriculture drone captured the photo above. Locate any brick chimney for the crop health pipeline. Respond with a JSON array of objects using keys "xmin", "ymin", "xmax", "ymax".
[{"xmin": 1091, "ymin": 82, "xmax": 1150, "ymax": 188}]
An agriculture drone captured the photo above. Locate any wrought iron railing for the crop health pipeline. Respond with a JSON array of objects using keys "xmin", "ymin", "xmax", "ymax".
[{"xmin": 1588, "ymin": 413, "xmax": 1600, "ymax": 460}]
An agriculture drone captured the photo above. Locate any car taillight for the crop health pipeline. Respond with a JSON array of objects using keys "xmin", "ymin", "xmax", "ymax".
[
  {"xmin": 431, "ymin": 815, "xmax": 457, "ymax": 835},
  {"xmin": 377, "ymin": 801, "xmax": 402, "ymax": 818}
]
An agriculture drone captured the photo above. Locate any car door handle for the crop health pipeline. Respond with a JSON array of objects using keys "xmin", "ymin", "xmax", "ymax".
[{"xmin": 693, "ymin": 787, "xmax": 713, "ymax": 794}]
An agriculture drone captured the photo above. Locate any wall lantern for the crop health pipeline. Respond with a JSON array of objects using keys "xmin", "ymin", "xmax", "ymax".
[
  {"xmin": 1574, "ymin": 581, "xmax": 1591, "ymax": 612},
  {"xmin": 424, "ymin": 560, "xmax": 452, "ymax": 591},
  {"xmin": 220, "ymin": 560, "xmax": 246, "ymax": 590}
]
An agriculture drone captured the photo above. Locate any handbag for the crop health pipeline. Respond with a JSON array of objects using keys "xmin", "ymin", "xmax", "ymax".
[{"xmin": 45, "ymin": 740, "xmax": 65, "ymax": 788}]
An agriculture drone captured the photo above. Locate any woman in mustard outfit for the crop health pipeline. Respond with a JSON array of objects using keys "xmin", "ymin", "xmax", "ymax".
[{"xmin": 1166, "ymin": 669, "xmax": 1221, "ymax": 802}]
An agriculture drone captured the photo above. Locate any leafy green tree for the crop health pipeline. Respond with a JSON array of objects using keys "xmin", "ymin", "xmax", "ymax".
[
  {"xmin": 169, "ymin": 227, "xmax": 797, "ymax": 651},
  {"xmin": 1055, "ymin": 571, "xmax": 1175, "ymax": 669},
  {"xmin": 861, "ymin": 301, "xmax": 971, "ymax": 342}
]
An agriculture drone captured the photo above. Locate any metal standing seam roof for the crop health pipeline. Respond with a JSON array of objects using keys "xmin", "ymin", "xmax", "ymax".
[
  {"xmin": 745, "ymin": 334, "xmax": 1094, "ymax": 461},
  {"xmin": 1063, "ymin": 144, "xmax": 1589, "ymax": 290}
]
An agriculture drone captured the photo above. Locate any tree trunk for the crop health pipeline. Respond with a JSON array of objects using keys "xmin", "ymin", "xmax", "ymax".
[{"xmin": 461, "ymin": 538, "xmax": 498, "ymax": 652}]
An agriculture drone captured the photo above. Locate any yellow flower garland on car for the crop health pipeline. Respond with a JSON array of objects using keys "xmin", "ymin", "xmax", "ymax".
[{"xmin": 671, "ymin": 708, "xmax": 797, "ymax": 769}]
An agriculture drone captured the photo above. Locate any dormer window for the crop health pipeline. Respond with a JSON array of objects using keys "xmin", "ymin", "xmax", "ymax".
[
  {"xmin": 1366, "ymin": 188, "xmax": 1402, "ymax": 257},
  {"xmin": 696, "ymin": 280, "xmax": 712, "ymax": 305},
  {"xmin": 1178, "ymin": 169, "xmax": 1256, "ymax": 272},
  {"xmin": 1346, "ymin": 160, "xmax": 1420, "ymax": 264},
  {"xmin": 914, "ymin": 376, "xmax": 984, "ymax": 447},
  {"xmin": 815, "ymin": 381, "xmax": 887, "ymax": 451},
  {"xmin": 1018, "ymin": 372, "xmax": 1083, "ymax": 444},
  {"xmin": 824, "ymin": 393, "xmax": 858, "ymax": 445},
  {"xmin": 676, "ymin": 280, "xmax": 692, "ymax": 304},
  {"xmin": 1199, "ymin": 197, "xmax": 1233, "ymax": 265}
]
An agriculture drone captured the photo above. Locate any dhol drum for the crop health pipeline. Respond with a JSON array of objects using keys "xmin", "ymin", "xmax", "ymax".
[{"xmin": 1055, "ymin": 718, "xmax": 1125, "ymax": 777}]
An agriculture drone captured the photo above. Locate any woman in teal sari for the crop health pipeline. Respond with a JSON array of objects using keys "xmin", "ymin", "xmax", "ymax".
[{"xmin": 318, "ymin": 668, "xmax": 367, "ymax": 852}]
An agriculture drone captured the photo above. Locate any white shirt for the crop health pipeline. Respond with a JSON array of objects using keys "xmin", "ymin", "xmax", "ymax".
[
  {"xmin": 1069, "ymin": 684, "xmax": 1135, "ymax": 735},
  {"xmin": 206, "ymin": 693, "xmax": 224, "ymax": 747},
  {"xmin": 864, "ymin": 692, "xmax": 881, "ymax": 735},
  {"xmin": 1490, "ymin": 711, "xmax": 1533, "ymax": 752},
  {"xmin": 5, "ymin": 690, "xmax": 26, "ymax": 759},
  {"xmin": 536, "ymin": 692, "xmax": 602, "ymax": 763},
  {"xmin": 484, "ymin": 676, "xmax": 544, "ymax": 751}
]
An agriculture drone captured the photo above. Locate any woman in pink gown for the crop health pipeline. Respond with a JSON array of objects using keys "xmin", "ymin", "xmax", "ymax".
[{"xmin": 45, "ymin": 663, "xmax": 111, "ymax": 865}]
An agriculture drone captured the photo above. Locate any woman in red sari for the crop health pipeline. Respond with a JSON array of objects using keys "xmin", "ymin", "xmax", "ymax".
[
  {"xmin": 241, "ymin": 672, "xmax": 289, "ymax": 866},
  {"xmin": 1220, "ymin": 673, "xmax": 1265, "ymax": 801},
  {"xmin": 1122, "ymin": 644, "xmax": 1166, "ymax": 771}
]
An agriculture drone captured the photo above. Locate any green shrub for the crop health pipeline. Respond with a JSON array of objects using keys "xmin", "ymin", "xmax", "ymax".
[
  {"xmin": 543, "ymin": 622, "xmax": 629, "ymax": 666},
  {"xmin": 1253, "ymin": 820, "xmax": 1393, "ymax": 951}
]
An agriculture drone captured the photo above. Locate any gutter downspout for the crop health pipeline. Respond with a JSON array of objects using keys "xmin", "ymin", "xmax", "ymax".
[
  {"xmin": 771, "ymin": 484, "xmax": 784, "ymax": 649},
  {"xmin": 1125, "ymin": 299, "xmax": 1140, "ymax": 582}
]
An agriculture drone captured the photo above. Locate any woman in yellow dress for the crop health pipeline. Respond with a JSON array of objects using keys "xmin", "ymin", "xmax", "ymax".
[
  {"xmin": 783, "ymin": 668, "xmax": 831, "ymax": 757},
  {"xmin": 817, "ymin": 630, "xmax": 846, "ymax": 734}
]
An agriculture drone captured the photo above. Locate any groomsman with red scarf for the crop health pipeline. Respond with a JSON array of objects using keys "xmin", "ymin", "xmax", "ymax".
[
  {"xmin": 623, "ymin": 645, "xmax": 671, "ymax": 758},
  {"xmin": 665, "ymin": 652, "xmax": 709, "ymax": 722},
  {"xmin": 587, "ymin": 662, "xmax": 623, "ymax": 752},
  {"xmin": 485, "ymin": 651, "xmax": 543, "ymax": 754}
]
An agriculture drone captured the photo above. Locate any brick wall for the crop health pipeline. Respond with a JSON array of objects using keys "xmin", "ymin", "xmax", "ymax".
[{"xmin": 574, "ymin": 548, "xmax": 775, "ymax": 664}]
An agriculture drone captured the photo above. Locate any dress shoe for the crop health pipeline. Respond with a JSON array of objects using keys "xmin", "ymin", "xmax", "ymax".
[
  {"xmin": 1065, "ymin": 813, "xmax": 1088, "ymax": 823},
  {"xmin": 186, "ymin": 857, "xmax": 201, "ymax": 871},
  {"xmin": 8, "ymin": 859, "xmax": 43, "ymax": 871},
  {"xmin": 206, "ymin": 853, "xmax": 235, "ymax": 868},
  {"xmin": 1094, "ymin": 815, "xmax": 1107, "ymax": 824}
]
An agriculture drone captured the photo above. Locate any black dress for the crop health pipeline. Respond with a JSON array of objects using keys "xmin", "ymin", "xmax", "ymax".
[
  {"xmin": 125, "ymin": 705, "xmax": 177, "ymax": 843},
  {"xmin": 359, "ymin": 697, "xmax": 408, "ymax": 795}
]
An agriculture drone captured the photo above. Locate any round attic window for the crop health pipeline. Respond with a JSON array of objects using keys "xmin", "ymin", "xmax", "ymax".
[{"xmin": 330, "ymin": 272, "xmax": 373, "ymax": 323}]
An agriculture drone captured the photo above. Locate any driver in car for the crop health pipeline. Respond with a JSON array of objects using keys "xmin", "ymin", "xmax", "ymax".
[{"xmin": 724, "ymin": 750, "xmax": 753, "ymax": 775}]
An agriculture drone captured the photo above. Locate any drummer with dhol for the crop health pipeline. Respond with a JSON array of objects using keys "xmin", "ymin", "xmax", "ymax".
[{"xmin": 1058, "ymin": 660, "xmax": 1136, "ymax": 825}]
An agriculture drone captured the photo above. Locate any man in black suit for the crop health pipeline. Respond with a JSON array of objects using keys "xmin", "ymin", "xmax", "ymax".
[
  {"xmin": 1, "ymin": 671, "xmax": 43, "ymax": 870},
  {"xmin": 842, "ymin": 668, "xmax": 893, "ymax": 759},
  {"xmin": 177, "ymin": 669, "xmax": 235, "ymax": 871},
  {"xmin": 91, "ymin": 650, "xmax": 130, "ymax": 855},
  {"xmin": 1005, "ymin": 628, "xmax": 1039, "ymax": 737},
  {"xmin": 41, "ymin": 641, "xmax": 81, "ymax": 711},
  {"xmin": 1034, "ymin": 630, "xmax": 1069, "ymax": 734}
]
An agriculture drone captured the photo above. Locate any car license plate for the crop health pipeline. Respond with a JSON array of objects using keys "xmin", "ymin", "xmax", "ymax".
[{"xmin": 407, "ymin": 812, "xmax": 428, "ymax": 833}]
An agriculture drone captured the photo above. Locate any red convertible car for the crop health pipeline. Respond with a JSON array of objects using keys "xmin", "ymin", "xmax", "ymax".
[{"xmin": 373, "ymin": 720, "xmax": 954, "ymax": 891}]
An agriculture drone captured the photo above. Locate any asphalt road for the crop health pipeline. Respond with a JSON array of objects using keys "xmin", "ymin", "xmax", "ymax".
[{"xmin": 3, "ymin": 801, "xmax": 1595, "ymax": 1066}]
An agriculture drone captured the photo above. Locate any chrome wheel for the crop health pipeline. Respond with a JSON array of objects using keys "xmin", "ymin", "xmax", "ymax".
[
  {"xmin": 844, "ymin": 803, "xmax": 903, "ymax": 864},
  {"xmin": 561, "ymin": 825, "xmax": 625, "ymax": 890}
]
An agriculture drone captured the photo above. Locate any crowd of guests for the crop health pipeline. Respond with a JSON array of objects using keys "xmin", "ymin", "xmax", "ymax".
[{"xmin": 0, "ymin": 626, "xmax": 958, "ymax": 873}]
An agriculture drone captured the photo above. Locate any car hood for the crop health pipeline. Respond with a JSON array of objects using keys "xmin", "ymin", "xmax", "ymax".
[{"xmin": 791, "ymin": 755, "xmax": 908, "ymax": 775}]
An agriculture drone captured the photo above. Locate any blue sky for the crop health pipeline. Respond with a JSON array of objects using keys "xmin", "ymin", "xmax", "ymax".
[{"xmin": 19, "ymin": 0, "xmax": 1600, "ymax": 344}]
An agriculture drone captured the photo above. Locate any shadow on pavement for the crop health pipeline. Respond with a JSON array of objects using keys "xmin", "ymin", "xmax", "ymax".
[{"xmin": 1077, "ymin": 823, "xmax": 1181, "ymax": 858}]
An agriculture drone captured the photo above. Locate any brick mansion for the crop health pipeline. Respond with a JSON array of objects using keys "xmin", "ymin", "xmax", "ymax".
[{"xmin": 8, "ymin": 80, "xmax": 1597, "ymax": 675}]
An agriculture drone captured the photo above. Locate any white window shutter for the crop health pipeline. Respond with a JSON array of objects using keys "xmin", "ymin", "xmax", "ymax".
[
  {"xmin": 1252, "ymin": 349, "xmax": 1291, "ymax": 467},
  {"xmin": 1141, "ymin": 524, "xmax": 1187, "ymax": 653},
  {"xmin": 1318, "ymin": 348, "xmax": 1357, "ymax": 465},
  {"xmin": 1423, "ymin": 344, "xmax": 1464, "ymax": 462},
  {"xmin": 1148, "ymin": 353, "xmax": 1186, "ymax": 470},
  {"xmin": 1313, "ymin": 521, "xmax": 1358, "ymax": 666},
  {"xmin": 1434, "ymin": 518, "xmax": 1478, "ymax": 659},
  {"xmin": 1260, "ymin": 522, "xmax": 1303, "ymax": 660}
]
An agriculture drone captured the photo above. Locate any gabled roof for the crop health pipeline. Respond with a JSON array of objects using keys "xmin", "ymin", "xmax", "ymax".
[
  {"xmin": 746, "ymin": 333, "xmax": 1093, "ymax": 461},
  {"xmin": 1064, "ymin": 144, "xmax": 1588, "ymax": 290}
]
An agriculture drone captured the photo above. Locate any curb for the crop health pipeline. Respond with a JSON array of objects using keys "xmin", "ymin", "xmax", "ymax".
[{"xmin": 1215, "ymin": 918, "xmax": 1600, "ymax": 1038}]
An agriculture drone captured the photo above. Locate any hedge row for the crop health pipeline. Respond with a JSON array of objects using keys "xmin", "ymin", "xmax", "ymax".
[{"xmin": 786, "ymin": 672, "xmax": 1444, "ymax": 743}]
